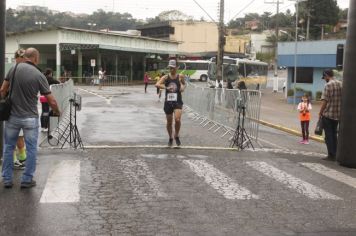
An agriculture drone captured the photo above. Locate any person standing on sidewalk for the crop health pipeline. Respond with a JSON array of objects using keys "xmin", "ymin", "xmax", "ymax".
[
  {"xmin": 297, "ymin": 94, "xmax": 312, "ymax": 144},
  {"xmin": 40, "ymin": 68, "xmax": 60, "ymax": 132},
  {"xmin": 319, "ymin": 69, "xmax": 342, "ymax": 161},
  {"xmin": 155, "ymin": 60, "xmax": 186, "ymax": 147},
  {"xmin": 98, "ymin": 67, "xmax": 105, "ymax": 90},
  {"xmin": 144, "ymin": 72, "xmax": 150, "ymax": 93},
  {"xmin": 0, "ymin": 48, "xmax": 60, "ymax": 188}
]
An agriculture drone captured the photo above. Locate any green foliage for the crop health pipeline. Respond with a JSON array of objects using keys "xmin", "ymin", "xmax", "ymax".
[
  {"xmin": 316, "ymin": 91, "xmax": 322, "ymax": 100},
  {"xmin": 299, "ymin": 0, "xmax": 340, "ymax": 40},
  {"xmin": 256, "ymin": 52, "xmax": 274, "ymax": 63},
  {"xmin": 287, "ymin": 89, "xmax": 294, "ymax": 96},
  {"xmin": 295, "ymin": 87, "xmax": 304, "ymax": 92},
  {"xmin": 304, "ymin": 90, "xmax": 312, "ymax": 98},
  {"xmin": 5, "ymin": 8, "xmax": 143, "ymax": 33}
]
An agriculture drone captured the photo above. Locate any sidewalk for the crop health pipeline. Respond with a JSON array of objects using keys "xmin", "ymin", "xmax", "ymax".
[{"xmin": 259, "ymin": 88, "xmax": 323, "ymax": 142}]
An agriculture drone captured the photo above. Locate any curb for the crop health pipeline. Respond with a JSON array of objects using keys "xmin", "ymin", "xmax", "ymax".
[{"xmin": 259, "ymin": 120, "xmax": 324, "ymax": 143}]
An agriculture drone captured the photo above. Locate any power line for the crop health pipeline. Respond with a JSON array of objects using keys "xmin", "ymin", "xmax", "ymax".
[
  {"xmin": 191, "ymin": 0, "xmax": 217, "ymax": 23},
  {"xmin": 229, "ymin": 0, "xmax": 256, "ymax": 22}
]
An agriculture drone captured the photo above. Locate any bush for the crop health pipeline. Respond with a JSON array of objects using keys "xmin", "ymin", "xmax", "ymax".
[
  {"xmin": 287, "ymin": 89, "xmax": 294, "ymax": 96},
  {"xmin": 316, "ymin": 91, "xmax": 322, "ymax": 100},
  {"xmin": 295, "ymin": 87, "xmax": 304, "ymax": 92},
  {"xmin": 304, "ymin": 90, "xmax": 312, "ymax": 99}
]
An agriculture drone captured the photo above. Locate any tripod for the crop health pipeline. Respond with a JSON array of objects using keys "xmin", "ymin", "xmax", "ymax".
[
  {"xmin": 60, "ymin": 98, "xmax": 84, "ymax": 149},
  {"xmin": 230, "ymin": 104, "xmax": 254, "ymax": 150}
]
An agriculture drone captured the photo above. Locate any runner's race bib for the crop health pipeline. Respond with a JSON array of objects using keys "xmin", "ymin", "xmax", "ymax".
[{"xmin": 167, "ymin": 93, "xmax": 178, "ymax": 102}]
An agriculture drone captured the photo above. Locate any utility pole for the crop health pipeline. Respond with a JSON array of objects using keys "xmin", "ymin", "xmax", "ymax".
[
  {"xmin": 216, "ymin": 0, "xmax": 224, "ymax": 82},
  {"xmin": 306, "ymin": 10, "xmax": 310, "ymax": 40},
  {"xmin": 0, "ymin": 0, "xmax": 5, "ymax": 161},
  {"xmin": 337, "ymin": 1, "xmax": 356, "ymax": 168},
  {"xmin": 265, "ymin": 0, "xmax": 282, "ymax": 92}
]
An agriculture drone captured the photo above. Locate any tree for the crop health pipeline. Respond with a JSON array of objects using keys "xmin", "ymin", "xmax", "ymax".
[{"xmin": 299, "ymin": 0, "xmax": 340, "ymax": 39}]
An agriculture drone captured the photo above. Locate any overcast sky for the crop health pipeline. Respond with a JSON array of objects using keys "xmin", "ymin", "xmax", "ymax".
[{"xmin": 7, "ymin": 0, "xmax": 350, "ymax": 22}]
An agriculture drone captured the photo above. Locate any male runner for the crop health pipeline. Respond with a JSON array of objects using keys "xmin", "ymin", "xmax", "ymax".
[{"xmin": 155, "ymin": 60, "xmax": 186, "ymax": 147}]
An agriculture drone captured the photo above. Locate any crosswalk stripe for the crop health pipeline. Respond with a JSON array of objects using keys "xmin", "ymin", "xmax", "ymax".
[
  {"xmin": 183, "ymin": 160, "xmax": 259, "ymax": 200},
  {"xmin": 246, "ymin": 161, "xmax": 341, "ymax": 200},
  {"xmin": 40, "ymin": 160, "xmax": 80, "ymax": 203},
  {"xmin": 120, "ymin": 159, "xmax": 167, "ymax": 200},
  {"xmin": 301, "ymin": 163, "xmax": 356, "ymax": 189}
]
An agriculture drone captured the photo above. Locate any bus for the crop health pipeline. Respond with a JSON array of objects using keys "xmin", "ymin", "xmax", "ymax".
[
  {"xmin": 146, "ymin": 59, "xmax": 210, "ymax": 81},
  {"xmin": 208, "ymin": 57, "xmax": 268, "ymax": 89},
  {"xmin": 177, "ymin": 60, "xmax": 210, "ymax": 81}
]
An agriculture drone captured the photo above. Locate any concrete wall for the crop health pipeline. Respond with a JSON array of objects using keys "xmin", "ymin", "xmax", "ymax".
[
  {"xmin": 171, "ymin": 21, "xmax": 218, "ymax": 53},
  {"xmin": 224, "ymin": 35, "xmax": 250, "ymax": 53},
  {"xmin": 250, "ymin": 32, "xmax": 273, "ymax": 53}
]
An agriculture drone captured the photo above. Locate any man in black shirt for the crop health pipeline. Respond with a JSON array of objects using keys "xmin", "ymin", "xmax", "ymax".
[{"xmin": 155, "ymin": 60, "xmax": 186, "ymax": 147}]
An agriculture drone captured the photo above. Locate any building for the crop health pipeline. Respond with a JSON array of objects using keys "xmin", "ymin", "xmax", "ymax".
[
  {"xmin": 224, "ymin": 30, "xmax": 250, "ymax": 55},
  {"xmin": 278, "ymin": 39, "xmax": 345, "ymax": 99},
  {"xmin": 250, "ymin": 31, "xmax": 274, "ymax": 54},
  {"xmin": 5, "ymin": 27, "xmax": 178, "ymax": 81},
  {"xmin": 245, "ymin": 20, "xmax": 260, "ymax": 30},
  {"xmin": 137, "ymin": 20, "xmax": 270, "ymax": 59},
  {"xmin": 137, "ymin": 21, "xmax": 218, "ymax": 56}
]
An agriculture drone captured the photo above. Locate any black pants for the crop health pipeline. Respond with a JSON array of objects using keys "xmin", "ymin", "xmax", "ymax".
[
  {"xmin": 41, "ymin": 102, "xmax": 50, "ymax": 128},
  {"xmin": 322, "ymin": 117, "xmax": 339, "ymax": 158},
  {"xmin": 300, "ymin": 120, "xmax": 310, "ymax": 140},
  {"xmin": 144, "ymin": 83, "xmax": 148, "ymax": 93}
]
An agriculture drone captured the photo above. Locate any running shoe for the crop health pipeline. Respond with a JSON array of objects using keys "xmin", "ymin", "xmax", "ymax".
[
  {"xmin": 304, "ymin": 140, "xmax": 309, "ymax": 145},
  {"xmin": 299, "ymin": 140, "xmax": 305, "ymax": 144},
  {"xmin": 168, "ymin": 138, "xmax": 173, "ymax": 147},
  {"xmin": 14, "ymin": 160, "xmax": 25, "ymax": 170},
  {"xmin": 175, "ymin": 137, "xmax": 181, "ymax": 147}
]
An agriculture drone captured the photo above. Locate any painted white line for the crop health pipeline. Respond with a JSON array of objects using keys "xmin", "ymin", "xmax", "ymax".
[
  {"xmin": 120, "ymin": 159, "xmax": 167, "ymax": 200},
  {"xmin": 246, "ymin": 161, "xmax": 341, "ymax": 200},
  {"xmin": 183, "ymin": 160, "xmax": 259, "ymax": 200},
  {"xmin": 247, "ymin": 148, "xmax": 325, "ymax": 158},
  {"xmin": 141, "ymin": 154, "xmax": 169, "ymax": 159},
  {"xmin": 301, "ymin": 163, "xmax": 356, "ymax": 189},
  {"xmin": 187, "ymin": 154, "xmax": 209, "ymax": 159},
  {"xmin": 258, "ymin": 137, "xmax": 285, "ymax": 149},
  {"xmin": 40, "ymin": 160, "xmax": 80, "ymax": 203},
  {"xmin": 82, "ymin": 145, "xmax": 238, "ymax": 151},
  {"xmin": 77, "ymin": 87, "xmax": 110, "ymax": 103}
]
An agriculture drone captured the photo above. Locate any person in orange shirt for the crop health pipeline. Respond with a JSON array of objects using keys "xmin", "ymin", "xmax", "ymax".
[{"xmin": 297, "ymin": 94, "xmax": 312, "ymax": 144}]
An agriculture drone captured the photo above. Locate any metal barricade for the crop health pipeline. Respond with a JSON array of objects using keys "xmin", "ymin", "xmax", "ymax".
[
  {"xmin": 183, "ymin": 83, "xmax": 262, "ymax": 142},
  {"xmin": 101, "ymin": 75, "xmax": 129, "ymax": 86},
  {"xmin": 65, "ymin": 76, "xmax": 130, "ymax": 86},
  {"xmin": 40, "ymin": 80, "xmax": 75, "ymax": 147}
]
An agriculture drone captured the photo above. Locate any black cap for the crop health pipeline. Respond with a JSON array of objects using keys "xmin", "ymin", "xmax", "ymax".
[{"xmin": 322, "ymin": 69, "xmax": 334, "ymax": 79}]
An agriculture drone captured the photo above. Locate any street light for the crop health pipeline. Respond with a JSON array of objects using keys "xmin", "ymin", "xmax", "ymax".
[
  {"xmin": 35, "ymin": 21, "xmax": 46, "ymax": 29},
  {"xmin": 87, "ymin": 22, "xmax": 97, "ymax": 30}
]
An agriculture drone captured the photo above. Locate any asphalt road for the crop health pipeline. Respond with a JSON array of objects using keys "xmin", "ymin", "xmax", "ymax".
[{"xmin": 1, "ymin": 85, "xmax": 356, "ymax": 236}]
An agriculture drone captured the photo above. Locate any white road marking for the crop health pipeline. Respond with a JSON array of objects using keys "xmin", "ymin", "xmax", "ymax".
[
  {"xmin": 258, "ymin": 137, "xmax": 285, "ymax": 149},
  {"xmin": 246, "ymin": 161, "xmax": 341, "ymax": 200},
  {"xmin": 183, "ymin": 160, "xmax": 259, "ymax": 200},
  {"xmin": 301, "ymin": 163, "xmax": 356, "ymax": 189},
  {"xmin": 40, "ymin": 160, "xmax": 80, "ymax": 203},
  {"xmin": 187, "ymin": 154, "xmax": 209, "ymax": 159},
  {"xmin": 82, "ymin": 145, "xmax": 238, "ymax": 151},
  {"xmin": 120, "ymin": 159, "xmax": 167, "ymax": 200},
  {"xmin": 77, "ymin": 88, "xmax": 111, "ymax": 104},
  {"xmin": 247, "ymin": 148, "xmax": 325, "ymax": 158},
  {"xmin": 141, "ymin": 154, "xmax": 169, "ymax": 159}
]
